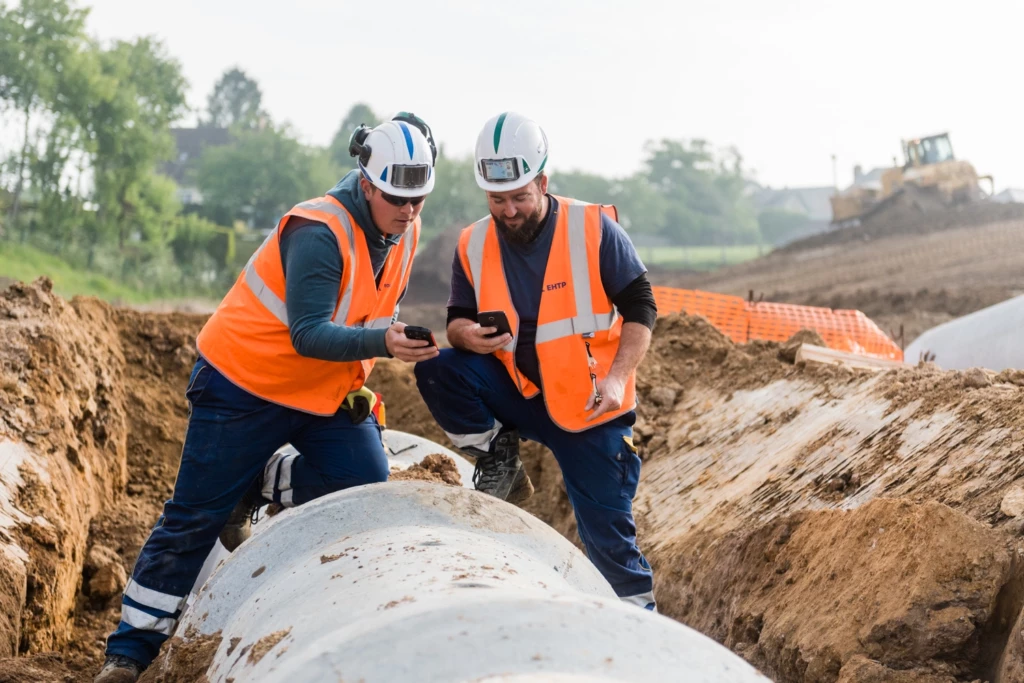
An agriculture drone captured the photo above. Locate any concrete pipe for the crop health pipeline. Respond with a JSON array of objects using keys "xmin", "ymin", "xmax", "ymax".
[{"xmin": 175, "ymin": 432, "xmax": 769, "ymax": 682}]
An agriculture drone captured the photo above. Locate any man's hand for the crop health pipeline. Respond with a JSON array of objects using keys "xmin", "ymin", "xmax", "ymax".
[
  {"xmin": 585, "ymin": 373, "xmax": 626, "ymax": 422},
  {"xmin": 385, "ymin": 322, "xmax": 439, "ymax": 363},
  {"xmin": 584, "ymin": 322, "xmax": 650, "ymax": 421},
  {"xmin": 448, "ymin": 319, "xmax": 512, "ymax": 355}
]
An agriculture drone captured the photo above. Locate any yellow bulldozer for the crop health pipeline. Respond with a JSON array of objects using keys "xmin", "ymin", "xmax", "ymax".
[{"xmin": 830, "ymin": 132, "xmax": 994, "ymax": 226}]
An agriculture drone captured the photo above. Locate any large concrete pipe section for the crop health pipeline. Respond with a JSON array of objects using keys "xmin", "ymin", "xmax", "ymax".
[{"xmin": 177, "ymin": 432, "xmax": 769, "ymax": 682}]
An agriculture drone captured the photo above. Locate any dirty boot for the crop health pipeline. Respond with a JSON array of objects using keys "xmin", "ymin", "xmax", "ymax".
[
  {"xmin": 464, "ymin": 429, "xmax": 534, "ymax": 506},
  {"xmin": 94, "ymin": 654, "xmax": 142, "ymax": 683},
  {"xmin": 219, "ymin": 476, "xmax": 266, "ymax": 552}
]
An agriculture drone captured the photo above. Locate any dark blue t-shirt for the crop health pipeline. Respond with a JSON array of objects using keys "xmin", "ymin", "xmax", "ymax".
[{"xmin": 449, "ymin": 196, "xmax": 646, "ymax": 387}]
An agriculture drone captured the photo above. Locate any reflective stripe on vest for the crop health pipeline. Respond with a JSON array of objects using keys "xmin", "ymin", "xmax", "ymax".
[
  {"xmin": 465, "ymin": 202, "xmax": 618, "ymax": 345},
  {"xmin": 242, "ymin": 198, "xmax": 412, "ymax": 328}
]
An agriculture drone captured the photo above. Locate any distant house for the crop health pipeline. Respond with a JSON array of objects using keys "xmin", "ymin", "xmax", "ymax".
[
  {"xmin": 745, "ymin": 183, "xmax": 835, "ymax": 245},
  {"xmin": 751, "ymin": 185, "xmax": 835, "ymax": 223},
  {"xmin": 993, "ymin": 188, "xmax": 1024, "ymax": 204},
  {"xmin": 160, "ymin": 127, "xmax": 231, "ymax": 206}
]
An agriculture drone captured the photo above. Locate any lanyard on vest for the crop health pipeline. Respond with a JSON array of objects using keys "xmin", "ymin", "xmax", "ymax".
[{"xmin": 464, "ymin": 200, "xmax": 617, "ymax": 343}]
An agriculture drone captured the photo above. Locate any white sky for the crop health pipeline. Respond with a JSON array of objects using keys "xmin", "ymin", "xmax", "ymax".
[{"xmin": 82, "ymin": 0, "xmax": 1023, "ymax": 191}]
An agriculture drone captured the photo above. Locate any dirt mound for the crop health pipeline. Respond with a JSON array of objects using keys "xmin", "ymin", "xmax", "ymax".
[
  {"xmin": 778, "ymin": 328, "xmax": 826, "ymax": 362},
  {"xmin": 631, "ymin": 314, "xmax": 1024, "ymax": 680},
  {"xmin": 0, "ymin": 279, "xmax": 129, "ymax": 656},
  {"xmin": 0, "ymin": 278, "xmax": 206, "ymax": 681},
  {"xmin": 665, "ymin": 498, "xmax": 1010, "ymax": 682},
  {"xmin": 390, "ymin": 453, "xmax": 463, "ymax": 486}
]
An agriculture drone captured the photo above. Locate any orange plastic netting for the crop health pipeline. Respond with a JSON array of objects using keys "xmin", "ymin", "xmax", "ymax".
[{"xmin": 652, "ymin": 286, "xmax": 903, "ymax": 361}]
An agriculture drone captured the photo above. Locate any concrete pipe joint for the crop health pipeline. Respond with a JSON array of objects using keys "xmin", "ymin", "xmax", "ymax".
[{"xmin": 175, "ymin": 432, "xmax": 769, "ymax": 682}]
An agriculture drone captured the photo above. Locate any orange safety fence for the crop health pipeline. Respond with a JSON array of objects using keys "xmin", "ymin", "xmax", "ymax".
[
  {"xmin": 652, "ymin": 286, "xmax": 903, "ymax": 361},
  {"xmin": 649, "ymin": 287, "xmax": 749, "ymax": 344}
]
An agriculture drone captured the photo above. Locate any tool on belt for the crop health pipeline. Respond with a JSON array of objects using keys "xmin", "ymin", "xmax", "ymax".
[{"xmin": 341, "ymin": 386, "xmax": 386, "ymax": 426}]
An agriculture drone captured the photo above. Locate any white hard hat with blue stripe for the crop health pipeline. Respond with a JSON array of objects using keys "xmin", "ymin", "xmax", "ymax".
[
  {"xmin": 474, "ymin": 112, "xmax": 549, "ymax": 192},
  {"xmin": 349, "ymin": 114, "xmax": 437, "ymax": 197}
]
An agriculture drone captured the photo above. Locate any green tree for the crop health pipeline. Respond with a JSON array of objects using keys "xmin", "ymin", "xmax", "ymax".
[
  {"xmin": 608, "ymin": 174, "xmax": 669, "ymax": 234},
  {"xmin": 197, "ymin": 124, "xmax": 343, "ymax": 229},
  {"xmin": 25, "ymin": 36, "xmax": 106, "ymax": 250},
  {"xmin": 640, "ymin": 139, "xmax": 758, "ymax": 244},
  {"xmin": 0, "ymin": 0, "xmax": 90, "ymax": 224},
  {"xmin": 548, "ymin": 170, "xmax": 614, "ymax": 204},
  {"xmin": 87, "ymin": 37, "xmax": 188, "ymax": 251},
  {"xmin": 205, "ymin": 67, "xmax": 265, "ymax": 130},
  {"xmin": 329, "ymin": 102, "xmax": 380, "ymax": 168}
]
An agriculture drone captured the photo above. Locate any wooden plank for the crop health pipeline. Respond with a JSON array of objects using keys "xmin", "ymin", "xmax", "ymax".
[{"xmin": 795, "ymin": 343, "xmax": 905, "ymax": 371}]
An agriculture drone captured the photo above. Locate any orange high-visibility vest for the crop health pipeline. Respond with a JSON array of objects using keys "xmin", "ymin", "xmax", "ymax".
[
  {"xmin": 197, "ymin": 195, "xmax": 418, "ymax": 415},
  {"xmin": 457, "ymin": 195, "xmax": 635, "ymax": 432}
]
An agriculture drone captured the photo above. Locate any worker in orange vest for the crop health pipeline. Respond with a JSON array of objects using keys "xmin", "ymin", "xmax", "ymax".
[
  {"xmin": 97, "ymin": 114, "xmax": 440, "ymax": 683},
  {"xmin": 414, "ymin": 112, "xmax": 658, "ymax": 609}
]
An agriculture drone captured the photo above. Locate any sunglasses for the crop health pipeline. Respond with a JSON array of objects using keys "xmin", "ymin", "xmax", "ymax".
[{"xmin": 381, "ymin": 191, "xmax": 426, "ymax": 208}]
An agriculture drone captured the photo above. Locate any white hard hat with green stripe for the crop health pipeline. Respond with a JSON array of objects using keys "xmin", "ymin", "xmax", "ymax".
[{"xmin": 474, "ymin": 112, "xmax": 549, "ymax": 192}]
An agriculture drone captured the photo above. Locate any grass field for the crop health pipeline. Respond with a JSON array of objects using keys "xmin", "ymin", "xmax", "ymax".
[
  {"xmin": 0, "ymin": 240, "xmax": 152, "ymax": 303},
  {"xmin": 636, "ymin": 244, "xmax": 769, "ymax": 270}
]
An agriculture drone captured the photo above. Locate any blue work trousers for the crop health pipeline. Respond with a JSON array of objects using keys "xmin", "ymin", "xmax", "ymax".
[
  {"xmin": 414, "ymin": 348, "xmax": 654, "ymax": 603},
  {"xmin": 105, "ymin": 356, "xmax": 388, "ymax": 667}
]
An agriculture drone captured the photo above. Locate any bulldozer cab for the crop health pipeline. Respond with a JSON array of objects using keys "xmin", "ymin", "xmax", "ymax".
[{"xmin": 903, "ymin": 133, "xmax": 955, "ymax": 168}]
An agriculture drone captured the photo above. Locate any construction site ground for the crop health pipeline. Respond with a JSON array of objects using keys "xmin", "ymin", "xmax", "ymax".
[{"xmin": 2, "ymin": 201, "xmax": 1024, "ymax": 681}]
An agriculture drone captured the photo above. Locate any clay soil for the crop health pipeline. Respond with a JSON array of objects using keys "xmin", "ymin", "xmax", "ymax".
[
  {"xmin": 5, "ymin": 258, "xmax": 1024, "ymax": 681},
  {"xmin": 0, "ymin": 279, "xmax": 207, "ymax": 682}
]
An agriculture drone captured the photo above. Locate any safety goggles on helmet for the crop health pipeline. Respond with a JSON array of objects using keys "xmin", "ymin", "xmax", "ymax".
[
  {"xmin": 478, "ymin": 158, "xmax": 525, "ymax": 184},
  {"xmin": 389, "ymin": 163, "xmax": 430, "ymax": 189},
  {"xmin": 381, "ymin": 191, "xmax": 426, "ymax": 207}
]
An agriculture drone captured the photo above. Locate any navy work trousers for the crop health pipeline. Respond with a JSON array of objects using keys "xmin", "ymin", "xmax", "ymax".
[
  {"xmin": 105, "ymin": 356, "xmax": 388, "ymax": 667},
  {"xmin": 414, "ymin": 348, "xmax": 654, "ymax": 604}
]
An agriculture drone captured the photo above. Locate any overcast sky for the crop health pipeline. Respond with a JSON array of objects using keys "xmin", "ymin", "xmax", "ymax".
[{"xmin": 83, "ymin": 0, "xmax": 1023, "ymax": 191}]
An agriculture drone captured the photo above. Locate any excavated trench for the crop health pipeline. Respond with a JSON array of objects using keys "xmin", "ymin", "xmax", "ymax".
[{"xmin": 1, "ymin": 278, "xmax": 1024, "ymax": 681}]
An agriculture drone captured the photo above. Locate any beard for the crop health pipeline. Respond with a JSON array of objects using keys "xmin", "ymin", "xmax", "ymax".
[{"xmin": 493, "ymin": 205, "xmax": 546, "ymax": 246}]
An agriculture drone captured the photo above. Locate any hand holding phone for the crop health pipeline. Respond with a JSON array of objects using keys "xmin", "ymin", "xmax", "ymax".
[
  {"xmin": 478, "ymin": 310, "xmax": 513, "ymax": 339},
  {"xmin": 450, "ymin": 311, "xmax": 512, "ymax": 355},
  {"xmin": 403, "ymin": 325, "xmax": 437, "ymax": 347},
  {"xmin": 385, "ymin": 323, "xmax": 439, "ymax": 363}
]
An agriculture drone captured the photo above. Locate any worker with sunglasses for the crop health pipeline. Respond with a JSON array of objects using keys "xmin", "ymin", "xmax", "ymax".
[
  {"xmin": 414, "ymin": 112, "xmax": 658, "ymax": 613},
  {"xmin": 97, "ymin": 114, "xmax": 439, "ymax": 683}
]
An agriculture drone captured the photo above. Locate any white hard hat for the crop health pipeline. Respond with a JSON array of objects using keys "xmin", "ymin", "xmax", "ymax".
[
  {"xmin": 474, "ymin": 112, "xmax": 549, "ymax": 192},
  {"xmin": 349, "ymin": 115, "xmax": 437, "ymax": 197}
]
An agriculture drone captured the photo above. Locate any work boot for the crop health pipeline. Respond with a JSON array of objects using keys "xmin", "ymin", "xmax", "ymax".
[
  {"xmin": 94, "ymin": 654, "xmax": 142, "ymax": 683},
  {"xmin": 219, "ymin": 475, "xmax": 266, "ymax": 552},
  {"xmin": 465, "ymin": 429, "xmax": 534, "ymax": 506}
]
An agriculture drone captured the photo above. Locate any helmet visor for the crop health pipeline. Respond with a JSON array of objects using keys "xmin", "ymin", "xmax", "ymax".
[
  {"xmin": 391, "ymin": 164, "xmax": 430, "ymax": 189},
  {"xmin": 479, "ymin": 158, "xmax": 521, "ymax": 183}
]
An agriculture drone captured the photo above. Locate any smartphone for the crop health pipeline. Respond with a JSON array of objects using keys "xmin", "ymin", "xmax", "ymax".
[
  {"xmin": 479, "ymin": 310, "xmax": 513, "ymax": 338},
  {"xmin": 403, "ymin": 325, "xmax": 437, "ymax": 347}
]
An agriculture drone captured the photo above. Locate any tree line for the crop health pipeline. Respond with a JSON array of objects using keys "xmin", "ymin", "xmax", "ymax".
[{"xmin": 0, "ymin": 0, "xmax": 784, "ymax": 299}]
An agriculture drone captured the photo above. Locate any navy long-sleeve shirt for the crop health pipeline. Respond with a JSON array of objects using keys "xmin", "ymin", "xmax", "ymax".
[{"xmin": 278, "ymin": 170, "xmax": 402, "ymax": 362}]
